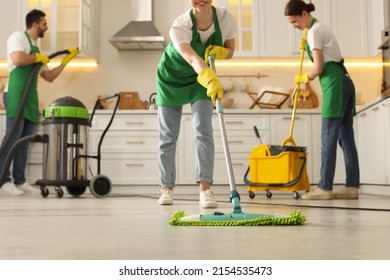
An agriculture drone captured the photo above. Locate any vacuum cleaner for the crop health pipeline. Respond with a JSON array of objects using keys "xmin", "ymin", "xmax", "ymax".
[
  {"xmin": 0, "ymin": 50, "xmax": 120, "ymax": 198},
  {"xmin": 169, "ymin": 56, "xmax": 306, "ymax": 226}
]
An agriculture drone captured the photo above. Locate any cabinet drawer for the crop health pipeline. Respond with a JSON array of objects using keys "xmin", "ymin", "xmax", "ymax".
[
  {"xmin": 89, "ymin": 153, "xmax": 159, "ymax": 185},
  {"xmin": 92, "ymin": 115, "xmax": 157, "ymax": 130},
  {"xmin": 213, "ymin": 153, "xmax": 250, "ymax": 185},
  {"xmin": 212, "ymin": 115, "xmax": 270, "ymax": 130},
  {"xmin": 91, "ymin": 131, "xmax": 158, "ymax": 154},
  {"xmin": 213, "ymin": 129, "xmax": 270, "ymax": 153}
]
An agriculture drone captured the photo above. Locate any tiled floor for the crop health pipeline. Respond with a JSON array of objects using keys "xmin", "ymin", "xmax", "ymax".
[{"xmin": 1, "ymin": 186, "xmax": 390, "ymax": 260}]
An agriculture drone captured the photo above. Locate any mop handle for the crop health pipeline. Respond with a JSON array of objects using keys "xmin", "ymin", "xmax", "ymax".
[
  {"xmin": 209, "ymin": 56, "xmax": 237, "ymax": 192},
  {"xmin": 281, "ymin": 28, "xmax": 308, "ymax": 147}
]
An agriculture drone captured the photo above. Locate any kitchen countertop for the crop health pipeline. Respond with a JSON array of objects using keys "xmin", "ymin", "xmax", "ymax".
[{"xmin": 0, "ymin": 95, "xmax": 388, "ymax": 116}]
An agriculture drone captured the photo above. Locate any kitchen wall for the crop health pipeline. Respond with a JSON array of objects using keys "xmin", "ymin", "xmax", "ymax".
[{"xmin": 0, "ymin": 0, "xmax": 383, "ymax": 110}]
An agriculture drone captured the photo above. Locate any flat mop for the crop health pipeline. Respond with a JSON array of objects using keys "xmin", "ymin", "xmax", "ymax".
[{"xmin": 169, "ymin": 56, "xmax": 306, "ymax": 226}]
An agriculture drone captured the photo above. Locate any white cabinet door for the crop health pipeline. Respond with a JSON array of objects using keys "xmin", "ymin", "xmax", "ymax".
[
  {"xmin": 79, "ymin": 0, "xmax": 100, "ymax": 59},
  {"xmin": 330, "ymin": 0, "xmax": 369, "ymax": 57},
  {"xmin": 0, "ymin": 1, "xmax": 21, "ymax": 58},
  {"xmin": 367, "ymin": 0, "xmax": 385, "ymax": 57},
  {"xmin": 259, "ymin": 0, "xmax": 331, "ymax": 57},
  {"xmin": 270, "ymin": 114, "xmax": 313, "ymax": 182},
  {"xmin": 357, "ymin": 103, "xmax": 387, "ymax": 184},
  {"xmin": 20, "ymin": 0, "xmax": 100, "ymax": 59},
  {"xmin": 383, "ymin": 98, "xmax": 390, "ymax": 184}
]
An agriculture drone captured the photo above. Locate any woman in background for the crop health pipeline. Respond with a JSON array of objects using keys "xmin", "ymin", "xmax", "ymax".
[
  {"xmin": 285, "ymin": 0, "xmax": 360, "ymax": 199},
  {"xmin": 156, "ymin": 0, "xmax": 237, "ymax": 208}
]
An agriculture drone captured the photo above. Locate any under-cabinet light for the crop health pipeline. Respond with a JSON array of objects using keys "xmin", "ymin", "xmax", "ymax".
[
  {"xmin": 0, "ymin": 59, "xmax": 98, "ymax": 69},
  {"xmin": 215, "ymin": 60, "xmax": 383, "ymax": 68}
]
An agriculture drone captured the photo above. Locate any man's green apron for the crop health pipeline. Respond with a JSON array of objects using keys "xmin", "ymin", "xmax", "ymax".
[
  {"xmin": 156, "ymin": 7, "xmax": 223, "ymax": 106},
  {"xmin": 7, "ymin": 32, "xmax": 41, "ymax": 123},
  {"xmin": 306, "ymin": 19, "xmax": 356, "ymax": 118}
]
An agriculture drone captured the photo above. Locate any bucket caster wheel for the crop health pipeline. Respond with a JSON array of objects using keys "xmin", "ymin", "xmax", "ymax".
[
  {"xmin": 40, "ymin": 187, "xmax": 49, "ymax": 198},
  {"xmin": 249, "ymin": 191, "xmax": 255, "ymax": 199},
  {"xmin": 266, "ymin": 191, "xmax": 272, "ymax": 198},
  {"xmin": 293, "ymin": 191, "xmax": 300, "ymax": 200},
  {"xmin": 66, "ymin": 186, "xmax": 87, "ymax": 198},
  {"xmin": 90, "ymin": 175, "xmax": 112, "ymax": 198},
  {"xmin": 55, "ymin": 187, "xmax": 64, "ymax": 198}
]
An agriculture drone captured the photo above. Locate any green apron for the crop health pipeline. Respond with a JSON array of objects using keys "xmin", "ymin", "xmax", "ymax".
[
  {"xmin": 7, "ymin": 32, "xmax": 41, "ymax": 123},
  {"xmin": 306, "ymin": 19, "xmax": 356, "ymax": 118},
  {"xmin": 156, "ymin": 6, "xmax": 223, "ymax": 106}
]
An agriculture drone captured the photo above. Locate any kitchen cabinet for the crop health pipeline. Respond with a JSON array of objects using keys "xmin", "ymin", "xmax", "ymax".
[
  {"xmin": 330, "ymin": 0, "xmax": 370, "ymax": 58},
  {"xmin": 214, "ymin": 0, "xmax": 381, "ymax": 58},
  {"xmin": 216, "ymin": 0, "xmax": 259, "ymax": 57},
  {"xmin": 0, "ymin": 1, "xmax": 22, "ymax": 58},
  {"xmin": 89, "ymin": 113, "xmax": 159, "ymax": 185},
  {"xmin": 20, "ymin": 0, "xmax": 100, "ymax": 59},
  {"xmin": 178, "ymin": 114, "xmax": 270, "ymax": 185},
  {"xmin": 357, "ymin": 101, "xmax": 387, "ymax": 184},
  {"xmin": 384, "ymin": 97, "xmax": 390, "ymax": 184},
  {"xmin": 259, "ymin": 0, "xmax": 330, "ymax": 58}
]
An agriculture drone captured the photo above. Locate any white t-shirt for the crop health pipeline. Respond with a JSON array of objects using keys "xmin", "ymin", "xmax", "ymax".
[
  {"xmin": 307, "ymin": 21, "xmax": 343, "ymax": 62},
  {"xmin": 4, "ymin": 31, "xmax": 48, "ymax": 91},
  {"xmin": 170, "ymin": 7, "xmax": 237, "ymax": 46}
]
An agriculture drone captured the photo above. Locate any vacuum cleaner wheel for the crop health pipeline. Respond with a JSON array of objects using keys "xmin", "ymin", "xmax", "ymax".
[{"xmin": 89, "ymin": 175, "xmax": 112, "ymax": 198}]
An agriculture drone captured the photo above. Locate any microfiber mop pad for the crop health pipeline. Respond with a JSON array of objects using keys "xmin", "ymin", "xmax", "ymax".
[{"xmin": 169, "ymin": 210, "xmax": 306, "ymax": 226}]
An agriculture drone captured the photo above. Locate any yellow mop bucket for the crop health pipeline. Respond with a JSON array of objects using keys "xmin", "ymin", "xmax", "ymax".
[
  {"xmin": 244, "ymin": 29, "xmax": 310, "ymax": 200},
  {"xmin": 244, "ymin": 144, "xmax": 310, "ymax": 200}
]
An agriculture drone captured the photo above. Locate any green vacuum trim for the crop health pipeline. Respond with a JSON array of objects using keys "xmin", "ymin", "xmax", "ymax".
[{"xmin": 169, "ymin": 210, "xmax": 306, "ymax": 226}]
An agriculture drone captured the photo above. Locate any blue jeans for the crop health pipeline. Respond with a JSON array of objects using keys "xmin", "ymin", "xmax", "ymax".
[
  {"xmin": 319, "ymin": 75, "xmax": 360, "ymax": 190},
  {"xmin": 0, "ymin": 92, "xmax": 37, "ymax": 185},
  {"xmin": 158, "ymin": 99, "xmax": 214, "ymax": 188}
]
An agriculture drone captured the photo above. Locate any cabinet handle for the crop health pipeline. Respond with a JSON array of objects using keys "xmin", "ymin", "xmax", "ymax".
[
  {"xmin": 359, "ymin": 113, "xmax": 367, "ymax": 117},
  {"xmin": 232, "ymin": 163, "xmax": 244, "ymax": 166},
  {"xmin": 126, "ymin": 122, "xmax": 144, "ymax": 125},
  {"xmin": 228, "ymin": 141, "xmax": 244, "ymax": 144},
  {"xmin": 283, "ymin": 117, "xmax": 300, "ymax": 120},
  {"xmin": 371, "ymin": 106, "xmax": 380, "ymax": 112},
  {"xmin": 226, "ymin": 121, "xmax": 243, "ymax": 125},
  {"xmin": 126, "ymin": 163, "xmax": 144, "ymax": 167},
  {"xmin": 28, "ymin": 163, "xmax": 42, "ymax": 166},
  {"xmin": 126, "ymin": 141, "xmax": 144, "ymax": 144}
]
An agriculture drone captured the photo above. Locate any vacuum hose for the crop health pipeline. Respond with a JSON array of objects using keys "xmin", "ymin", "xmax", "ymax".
[{"xmin": 0, "ymin": 50, "xmax": 70, "ymax": 185}]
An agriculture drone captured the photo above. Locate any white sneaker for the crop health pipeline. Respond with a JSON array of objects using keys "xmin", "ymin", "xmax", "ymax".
[
  {"xmin": 199, "ymin": 189, "xmax": 218, "ymax": 208},
  {"xmin": 16, "ymin": 183, "xmax": 40, "ymax": 194},
  {"xmin": 301, "ymin": 186, "xmax": 333, "ymax": 200},
  {"xmin": 0, "ymin": 182, "xmax": 24, "ymax": 196},
  {"xmin": 158, "ymin": 188, "xmax": 173, "ymax": 205}
]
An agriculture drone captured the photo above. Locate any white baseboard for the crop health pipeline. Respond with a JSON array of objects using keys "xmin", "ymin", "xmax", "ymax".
[{"xmin": 360, "ymin": 184, "xmax": 390, "ymax": 197}]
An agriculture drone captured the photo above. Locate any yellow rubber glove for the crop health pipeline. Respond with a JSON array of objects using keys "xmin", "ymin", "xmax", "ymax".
[
  {"xmin": 61, "ymin": 48, "xmax": 80, "ymax": 66},
  {"xmin": 197, "ymin": 67, "xmax": 224, "ymax": 106},
  {"xmin": 34, "ymin": 53, "xmax": 49, "ymax": 65},
  {"xmin": 205, "ymin": 45, "xmax": 229, "ymax": 64},
  {"xmin": 295, "ymin": 73, "xmax": 309, "ymax": 84},
  {"xmin": 300, "ymin": 38, "xmax": 307, "ymax": 50}
]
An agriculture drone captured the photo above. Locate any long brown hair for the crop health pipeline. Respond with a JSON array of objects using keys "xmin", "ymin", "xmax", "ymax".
[{"xmin": 284, "ymin": 0, "xmax": 315, "ymax": 16}]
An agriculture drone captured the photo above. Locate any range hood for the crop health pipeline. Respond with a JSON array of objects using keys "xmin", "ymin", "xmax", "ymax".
[{"xmin": 109, "ymin": 0, "xmax": 166, "ymax": 50}]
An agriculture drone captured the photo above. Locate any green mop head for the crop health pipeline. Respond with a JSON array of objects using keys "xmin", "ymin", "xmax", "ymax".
[{"xmin": 169, "ymin": 210, "xmax": 306, "ymax": 226}]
